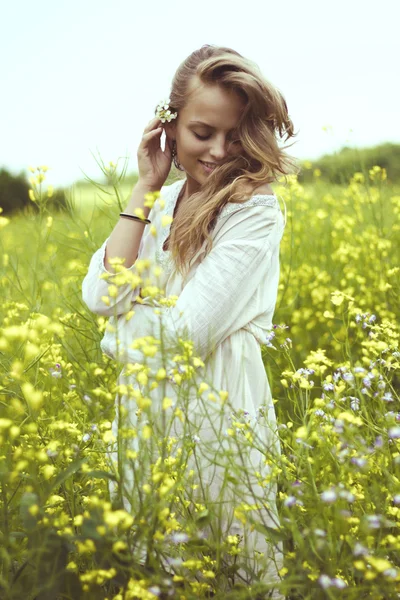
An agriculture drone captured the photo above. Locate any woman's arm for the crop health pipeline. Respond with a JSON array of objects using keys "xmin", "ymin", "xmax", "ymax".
[{"xmin": 103, "ymin": 180, "xmax": 157, "ymax": 273}]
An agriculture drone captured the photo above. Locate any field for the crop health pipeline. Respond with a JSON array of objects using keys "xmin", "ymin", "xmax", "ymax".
[{"xmin": 0, "ymin": 165, "xmax": 399, "ymax": 599}]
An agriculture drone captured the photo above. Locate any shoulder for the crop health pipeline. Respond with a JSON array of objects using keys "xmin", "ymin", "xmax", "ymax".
[
  {"xmin": 218, "ymin": 186, "xmax": 278, "ymax": 221},
  {"xmin": 251, "ymin": 183, "xmax": 275, "ymax": 196}
]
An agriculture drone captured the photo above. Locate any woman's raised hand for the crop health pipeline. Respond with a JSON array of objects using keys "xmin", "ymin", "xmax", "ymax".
[{"xmin": 137, "ymin": 117, "xmax": 173, "ymax": 191}]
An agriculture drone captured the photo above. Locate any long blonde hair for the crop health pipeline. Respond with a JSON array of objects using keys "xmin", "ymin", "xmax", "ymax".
[{"xmin": 161, "ymin": 44, "xmax": 300, "ymax": 277}]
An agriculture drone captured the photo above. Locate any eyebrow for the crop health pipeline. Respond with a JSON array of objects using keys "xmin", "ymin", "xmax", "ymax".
[{"xmin": 189, "ymin": 120, "xmax": 236, "ymax": 131}]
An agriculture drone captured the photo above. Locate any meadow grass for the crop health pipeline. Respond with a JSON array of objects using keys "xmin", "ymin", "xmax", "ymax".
[{"xmin": 0, "ymin": 163, "xmax": 399, "ymax": 599}]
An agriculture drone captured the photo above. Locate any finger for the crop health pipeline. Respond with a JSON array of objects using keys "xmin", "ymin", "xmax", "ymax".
[
  {"xmin": 142, "ymin": 117, "xmax": 161, "ymax": 134},
  {"xmin": 141, "ymin": 127, "xmax": 162, "ymax": 143}
]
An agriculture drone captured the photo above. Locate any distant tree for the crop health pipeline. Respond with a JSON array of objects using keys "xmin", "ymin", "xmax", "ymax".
[{"xmin": 0, "ymin": 168, "xmax": 69, "ymax": 215}]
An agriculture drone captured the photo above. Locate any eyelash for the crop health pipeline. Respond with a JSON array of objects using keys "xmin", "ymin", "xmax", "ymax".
[
  {"xmin": 194, "ymin": 133, "xmax": 210, "ymax": 140},
  {"xmin": 193, "ymin": 132, "xmax": 240, "ymax": 144}
]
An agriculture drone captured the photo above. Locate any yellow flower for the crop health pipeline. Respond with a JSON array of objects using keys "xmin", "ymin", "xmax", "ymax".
[
  {"xmin": 162, "ymin": 397, "xmax": 173, "ymax": 410},
  {"xmin": 142, "ymin": 425, "xmax": 152, "ymax": 439},
  {"xmin": 219, "ymin": 390, "xmax": 229, "ymax": 403},
  {"xmin": 294, "ymin": 426, "xmax": 307, "ymax": 439},
  {"xmin": 22, "ymin": 382, "xmax": 43, "ymax": 410},
  {"xmin": 161, "ymin": 214, "xmax": 173, "ymax": 228},
  {"xmin": 198, "ymin": 382, "xmax": 209, "ymax": 394}
]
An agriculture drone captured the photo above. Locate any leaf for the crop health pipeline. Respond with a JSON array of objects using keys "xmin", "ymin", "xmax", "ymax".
[
  {"xmin": 194, "ymin": 509, "xmax": 211, "ymax": 527},
  {"xmin": 52, "ymin": 457, "xmax": 87, "ymax": 490},
  {"xmin": 84, "ymin": 469, "xmax": 117, "ymax": 482},
  {"xmin": 247, "ymin": 519, "xmax": 287, "ymax": 544}
]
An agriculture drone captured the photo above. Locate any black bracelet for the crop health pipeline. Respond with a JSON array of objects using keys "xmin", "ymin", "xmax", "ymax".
[{"xmin": 120, "ymin": 213, "xmax": 151, "ymax": 225}]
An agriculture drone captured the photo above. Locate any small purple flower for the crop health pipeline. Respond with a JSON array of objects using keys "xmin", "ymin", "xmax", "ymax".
[
  {"xmin": 318, "ymin": 574, "xmax": 332, "ymax": 589},
  {"xmin": 315, "ymin": 409, "xmax": 326, "ymax": 417},
  {"xmin": 323, "ymin": 382, "xmax": 335, "ymax": 391},
  {"xmin": 362, "ymin": 377, "xmax": 372, "ymax": 388},
  {"xmin": 388, "ymin": 427, "xmax": 400, "ymax": 439},
  {"xmin": 368, "ymin": 314, "xmax": 376, "ymax": 323},
  {"xmin": 393, "ymin": 494, "xmax": 400, "ymax": 505},
  {"xmin": 351, "ymin": 457, "xmax": 367, "ymax": 469},
  {"xmin": 284, "ymin": 495, "xmax": 297, "ymax": 507},
  {"xmin": 333, "ymin": 419, "xmax": 344, "ymax": 433},
  {"xmin": 321, "ymin": 489, "xmax": 337, "ymax": 503},
  {"xmin": 49, "ymin": 367, "xmax": 62, "ymax": 379},
  {"xmin": 82, "ymin": 433, "xmax": 91, "ymax": 443},
  {"xmin": 170, "ymin": 532, "xmax": 189, "ymax": 544},
  {"xmin": 383, "ymin": 392, "xmax": 393, "ymax": 402},
  {"xmin": 365, "ymin": 514, "xmax": 381, "ymax": 529},
  {"xmin": 383, "ymin": 568, "xmax": 397, "ymax": 579},
  {"xmin": 314, "ymin": 528, "xmax": 326, "ymax": 537},
  {"xmin": 353, "ymin": 542, "xmax": 368, "ymax": 556},
  {"xmin": 332, "ymin": 577, "xmax": 347, "ymax": 589},
  {"xmin": 148, "ymin": 585, "xmax": 161, "ymax": 596},
  {"xmin": 350, "ymin": 397, "xmax": 360, "ymax": 411},
  {"xmin": 343, "ymin": 372, "xmax": 354, "ymax": 382}
]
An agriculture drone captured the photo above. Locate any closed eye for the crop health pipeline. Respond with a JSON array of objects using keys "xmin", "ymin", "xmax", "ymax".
[
  {"xmin": 194, "ymin": 132, "xmax": 241, "ymax": 144},
  {"xmin": 194, "ymin": 132, "xmax": 210, "ymax": 140}
]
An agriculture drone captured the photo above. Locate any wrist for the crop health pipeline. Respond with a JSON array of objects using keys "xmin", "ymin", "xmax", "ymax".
[{"xmin": 135, "ymin": 179, "xmax": 162, "ymax": 193}]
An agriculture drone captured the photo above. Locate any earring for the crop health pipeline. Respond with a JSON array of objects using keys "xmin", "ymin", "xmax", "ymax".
[{"xmin": 171, "ymin": 140, "xmax": 185, "ymax": 171}]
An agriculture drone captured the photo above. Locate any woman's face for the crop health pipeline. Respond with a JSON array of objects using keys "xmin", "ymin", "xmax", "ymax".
[{"xmin": 166, "ymin": 77, "xmax": 245, "ymax": 196}]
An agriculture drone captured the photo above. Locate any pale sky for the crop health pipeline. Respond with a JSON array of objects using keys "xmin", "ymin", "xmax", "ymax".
[{"xmin": 2, "ymin": 0, "xmax": 399, "ymax": 187}]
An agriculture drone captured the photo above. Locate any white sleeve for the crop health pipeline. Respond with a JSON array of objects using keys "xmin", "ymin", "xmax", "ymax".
[
  {"xmin": 100, "ymin": 203, "xmax": 284, "ymax": 364},
  {"xmin": 81, "ymin": 232, "xmax": 150, "ymax": 317}
]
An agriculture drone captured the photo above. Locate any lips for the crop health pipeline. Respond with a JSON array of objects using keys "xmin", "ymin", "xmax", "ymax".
[{"xmin": 199, "ymin": 160, "xmax": 217, "ymax": 173}]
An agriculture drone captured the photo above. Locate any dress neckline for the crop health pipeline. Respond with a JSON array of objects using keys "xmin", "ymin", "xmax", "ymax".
[
  {"xmin": 161, "ymin": 178, "xmax": 283, "ymax": 254},
  {"xmin": 168, "ymin": 178, "xmax": 278, "ymax": 212}
]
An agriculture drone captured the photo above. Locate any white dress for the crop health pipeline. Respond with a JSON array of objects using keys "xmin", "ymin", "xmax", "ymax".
[{"xmin": 82, "ymin": 178, "xmax": 287, "ymax": 592}]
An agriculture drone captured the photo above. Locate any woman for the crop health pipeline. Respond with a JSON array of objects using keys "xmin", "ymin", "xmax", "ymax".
[{"xmin": 82, "ymin": 44, "xmax": 298, "ymax": 595}]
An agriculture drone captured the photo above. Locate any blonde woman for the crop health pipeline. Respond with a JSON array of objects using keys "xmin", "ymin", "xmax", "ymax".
[{"xmin": 82, "ymin": 44, "xmax": 298, "ymax": 596}]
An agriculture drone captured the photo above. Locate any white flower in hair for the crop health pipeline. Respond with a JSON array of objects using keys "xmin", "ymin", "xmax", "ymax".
[{"xmin": 156, "ymin": 98, "xmax": 178, "ymax": 123}]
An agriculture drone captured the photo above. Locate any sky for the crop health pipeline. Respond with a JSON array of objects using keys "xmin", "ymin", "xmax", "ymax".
[{"xmin": 2, "ymin": 0, "xmax": 399, "ymax": 187}]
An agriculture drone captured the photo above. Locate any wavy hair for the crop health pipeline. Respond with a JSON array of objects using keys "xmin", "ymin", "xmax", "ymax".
[{"xmin": 159, "ymin": 44, "xmax": 300, "ymax": 277}]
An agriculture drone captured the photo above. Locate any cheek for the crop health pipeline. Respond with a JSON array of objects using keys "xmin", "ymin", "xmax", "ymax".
[{"xmin": 180, "ymin": 135, "xmax": 205, "ymax": 158}]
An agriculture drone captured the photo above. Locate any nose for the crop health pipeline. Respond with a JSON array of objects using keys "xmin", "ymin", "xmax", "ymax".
[{"xmin": 209, "ymin": 134, "xmax": 229, "ymax": 162}]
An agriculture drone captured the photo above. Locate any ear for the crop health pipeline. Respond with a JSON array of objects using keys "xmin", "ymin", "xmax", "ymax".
[{"xmin": 163, "ymin": 120, "xmax": 177, "ymax": 141}]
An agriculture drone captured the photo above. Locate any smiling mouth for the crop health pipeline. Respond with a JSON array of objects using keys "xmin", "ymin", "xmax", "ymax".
[{"xmin": 199, "ymin": 160, "xmax": 217, "ymax": 168}]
